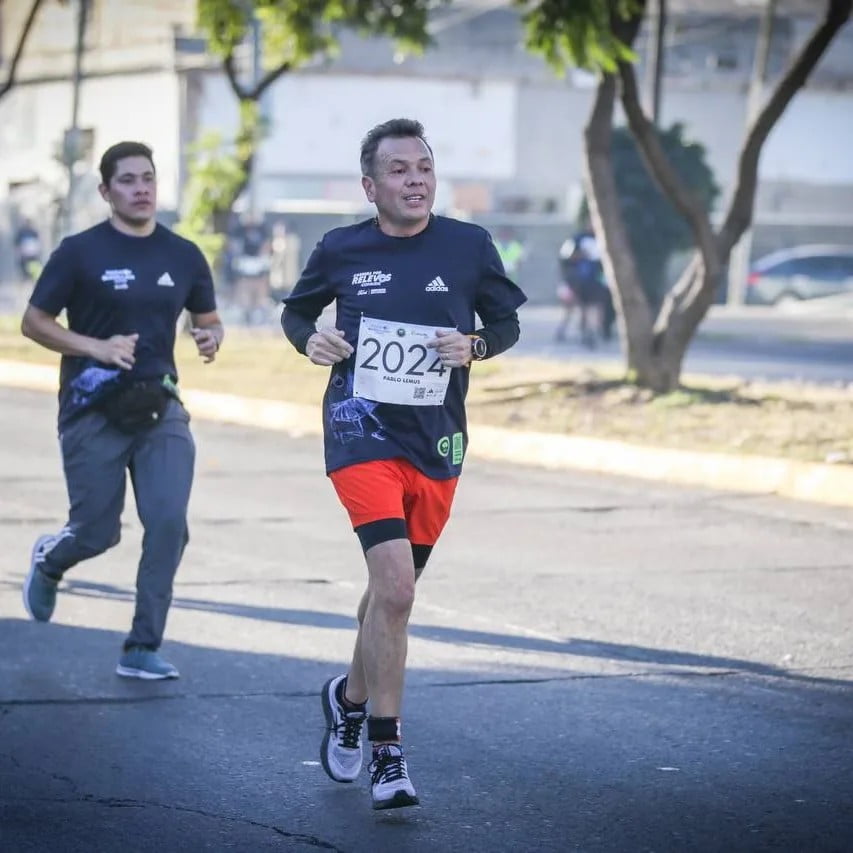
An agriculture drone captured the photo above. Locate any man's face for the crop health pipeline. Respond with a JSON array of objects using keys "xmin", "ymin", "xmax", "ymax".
[
  {"xmin": 100, "ymin": 156, "xmax": 157, "ymax": 227},
  {"xmin": 362, "ymin": 136, "xmax": 435, "ymax": 236}
]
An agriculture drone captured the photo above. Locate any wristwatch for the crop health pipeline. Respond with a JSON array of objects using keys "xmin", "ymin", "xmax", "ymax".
[{"xmin": 469, "ymin": 334, "xmax": 488, "ymax": 361}]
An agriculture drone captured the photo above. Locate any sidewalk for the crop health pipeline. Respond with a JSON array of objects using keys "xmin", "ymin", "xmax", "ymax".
[{"xmin": 2, "ymin": 358, "xmax": 851, "ymax": 509}]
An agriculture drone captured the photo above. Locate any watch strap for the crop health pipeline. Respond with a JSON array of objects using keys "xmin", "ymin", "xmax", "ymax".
[{"xmin": 468, "ymin": 334, "xmax": 487, "ymax": 360}]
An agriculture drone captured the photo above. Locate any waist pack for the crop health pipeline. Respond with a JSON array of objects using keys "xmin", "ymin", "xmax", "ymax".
[{"xmin": 98, "ymin": 378, "xmax": 173, "ymax": 433}]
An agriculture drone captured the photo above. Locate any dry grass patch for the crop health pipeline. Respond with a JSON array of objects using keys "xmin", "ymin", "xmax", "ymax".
[
  {"xmin": 469, "ymin": 368, "xmax": 853, "ymax": 464},
  {"xmin": 2, "ymin": 317, "xmax": 850, "ymax": 465}
]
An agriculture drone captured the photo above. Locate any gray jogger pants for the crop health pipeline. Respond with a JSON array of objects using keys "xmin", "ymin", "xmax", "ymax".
[{"xmin": 42, "ymin": 399, "xmax": 195, "ymax": 649}]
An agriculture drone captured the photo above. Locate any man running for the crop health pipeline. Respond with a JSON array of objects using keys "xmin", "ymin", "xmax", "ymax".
[
  {"xmin": 281, "ymin": 118, "xmax": 526, "ymax": 810},
  {"xmin": 21, "ymin": 141, "xmax": 223, "ymax": 679}
]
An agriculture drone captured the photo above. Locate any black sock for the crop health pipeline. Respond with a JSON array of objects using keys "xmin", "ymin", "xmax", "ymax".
[
  {"xmin": 336, "ymin": 676, "xmax": 366, "ymax": 713},
  {"xmin": 367, "ymin": 715, "xmax": 401, "ymax": 744}
]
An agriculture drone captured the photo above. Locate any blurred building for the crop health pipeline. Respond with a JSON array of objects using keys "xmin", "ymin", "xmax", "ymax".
[{"xmin": 0, "ymin": 0, "xmax": 851, "ymax": 301}]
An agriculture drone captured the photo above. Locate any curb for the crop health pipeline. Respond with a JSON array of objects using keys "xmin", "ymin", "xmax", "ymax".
[{"xmin": 2, "ymin": 358, "xmax": 852, "ymax": 509}]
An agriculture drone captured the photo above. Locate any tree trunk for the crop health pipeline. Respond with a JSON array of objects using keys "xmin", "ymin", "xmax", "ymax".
[
  {"xmin": 596, "ymin": 0, "xmax": 852, "ymax": 392},
  {"xmin": 582, "ymin": 3, "xmax": 692, "ymax": 391},
  {"xmin": 618, "ymin": 56, "xmax": 726, "ymax": 389},
  {"xmin": 583, "ymin": 74, "xmax": 681, "ymax": 390}
]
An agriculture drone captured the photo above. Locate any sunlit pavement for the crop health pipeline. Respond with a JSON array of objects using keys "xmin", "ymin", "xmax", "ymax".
[{"xmin": 1, "ymin": 387, "xmax": 851, "ymax": 852}]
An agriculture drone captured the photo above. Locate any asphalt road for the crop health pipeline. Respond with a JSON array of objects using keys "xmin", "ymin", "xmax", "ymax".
[
  {"xmin": 1, "ymin": 387, "xmax": 852, "ymax": 852},
  {"xmin": 516, "ymin": 305, "xmax": 853, "ymax": 385}
]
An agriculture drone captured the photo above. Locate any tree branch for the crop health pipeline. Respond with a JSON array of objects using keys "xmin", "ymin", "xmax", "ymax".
[
  {"xmin": 252, "ymin": 62, "xmax": 292, "ymax": 100},
  {"xmin": 0, "ymin": 0, "xmax": 46, "ymax": 100},
  {"xmin": 222, "ymin": 51, "xmax": 292, "ymax": 102},
  {"xmin": 223, "ymin": 51, "xmax": 249, "ymax": 100},
  {"xmin": 717, "ymin": 0, "xmax": 852, "ymax": 254},
  {"xmin": 618, "ymin": 60, "xmax": 720, "ymax": 276}
]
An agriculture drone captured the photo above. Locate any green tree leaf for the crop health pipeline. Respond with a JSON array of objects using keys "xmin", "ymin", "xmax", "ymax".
[
  {"xmin": 183, "ymin": 0, "xmax": 442, "ymax": 271},
  {"xmin": 515, "ymin": 0, "xmax": 639, "ymax": 74}
]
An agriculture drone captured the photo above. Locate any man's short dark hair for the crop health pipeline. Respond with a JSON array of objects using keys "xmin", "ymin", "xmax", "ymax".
[
  {"xmin": 99, "ymin": 141, "xmax": 155, "ymax": 185},
  {"xmin": 359, "ymin": 118, "xmax": 432, "ymax": 178}
]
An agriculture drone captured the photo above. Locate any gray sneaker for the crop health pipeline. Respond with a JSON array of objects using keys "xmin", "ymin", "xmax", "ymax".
[
  {"xmin": 22, "ymin": 534, "xmax": 61, "ymax": 622},
  {"xmin": 116, "ymin": 647, "xmax": 180, "ymax": 680},
  {"xmin": 369, "ymin": 744, "xmax": 419, "ymax": 810},
  {"xmin": 320, "ymin": 674, "xmax": 366, "ymax": 782}
]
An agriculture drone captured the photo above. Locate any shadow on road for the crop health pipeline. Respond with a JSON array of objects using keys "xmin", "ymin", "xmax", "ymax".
[
  {"xmin": 1, "ymin": 617, "xmax": 852, "ymax": 853},
  {"xmin": 3, "ymin": 360, "xmax": 851, "ymax": 851},
  {"xmin": 4, "ymin": 575, "xmax": 846, "ymax": 692}
]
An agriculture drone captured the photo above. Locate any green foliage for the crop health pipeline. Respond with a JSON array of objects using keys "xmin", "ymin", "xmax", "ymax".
[
  {"xmin": 174, "ymin": 130, "xmax": 252, "ymax": 268},
  {"xmin": 651, "ymin": 388, "xmax": 704, "ymax": 408},
  {"xmin": 608, "ymin": 124, "xmax": 719, "ymax": 307},
  {"xmin": 515, "ymin": 0, "xmax": 639, "ymax": 73},
  {"xmin": 188, "ymin": 0, "xmax": 441, "ymax": 252},
  {"xmin": 198, "ymin": 0, "xmax": 440, "ymax": 68}
]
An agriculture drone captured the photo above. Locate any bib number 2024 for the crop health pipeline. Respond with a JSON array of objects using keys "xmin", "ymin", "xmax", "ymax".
[{"xmin": 353, "ymin": 316, "xmax": 454, "ymax": 406}]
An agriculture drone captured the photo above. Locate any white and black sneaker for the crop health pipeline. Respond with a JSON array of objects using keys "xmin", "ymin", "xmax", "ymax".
[
  {"xmin": 320, "ymin": 675, "xmax": 366, "ymax": 782},
  {"xmin": 369, "ymin": 744, "xmax": 419, "ymax": 810}
]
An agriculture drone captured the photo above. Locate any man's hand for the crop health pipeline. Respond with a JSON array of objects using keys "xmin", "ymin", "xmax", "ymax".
[
  {"xmin": 305, "ymin": 329, "xmax": 354, "ymax": 366},
  {"xmin": 191, "ymin": 327, "xmax": 220, "ymax": 364},
  {"xmin": 93, "ymin": 333, "xmax": 139, "ymax": 370},
  {"xmin": 426, "ymin": 329, "xmax": 472, "ymax": 369}
]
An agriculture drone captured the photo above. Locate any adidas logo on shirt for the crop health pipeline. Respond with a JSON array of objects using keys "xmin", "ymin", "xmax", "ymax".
[
  {"xmin": 157, "ymin": 272, "xmax": 175, "ymax": 287},
  {"xmin": 424, "ymin": 276, "xmax": 448, "ymax": 292}
]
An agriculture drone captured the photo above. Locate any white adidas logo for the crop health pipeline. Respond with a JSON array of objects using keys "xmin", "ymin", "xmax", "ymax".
[
  {"xmin": 157, "ymin": 272, "xmax": 175, "ymax": 287},
  {"xmin": 425, "ymin": 276, "xmax": 448, "ymax": 292}
]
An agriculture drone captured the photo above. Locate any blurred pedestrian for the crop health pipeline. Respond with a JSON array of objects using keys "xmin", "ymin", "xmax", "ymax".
[
  {"xmin": 14, "ymin": 217, "xmax": 43, "ymax": 283},
  {"xmin": 281, "ymin": 117, "xmax": 526, "ymax": 811},
  {"xmin": 232, "ymin": 213, "xmax": 271, "ymax": 325},
  {"xmin": 494, "ymin": 227, "xmax": 525, "ymax": 278},
  {"xmin": 556, "ymin": 226, "xmax": 613, "ymax": 347},
  {"xmin": 20, "ymin": 140, "xmax": 224, "ymax": 680}
]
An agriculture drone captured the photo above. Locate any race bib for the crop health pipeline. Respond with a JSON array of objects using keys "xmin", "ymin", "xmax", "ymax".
[{"xmin": 353, "ymin": 316, "xmax": 454, "ymax": 406}]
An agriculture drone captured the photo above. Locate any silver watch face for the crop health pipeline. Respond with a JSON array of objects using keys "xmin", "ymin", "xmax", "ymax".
[{"xmin": 472, "ymin": 337, "xmax": 487, "ymax": 358}]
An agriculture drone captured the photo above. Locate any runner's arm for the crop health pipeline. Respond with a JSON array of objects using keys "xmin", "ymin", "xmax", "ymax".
[
  {"xmin": 470, "ymin": 313, "xmax": 520, "ymax": 360},
  {"xmin": 21, "ymin": 305, "xmax": 138, "ymax": 369},
  {"xmin": 281, "ymin": 305, "xmax": 319, "ymax": 355}
]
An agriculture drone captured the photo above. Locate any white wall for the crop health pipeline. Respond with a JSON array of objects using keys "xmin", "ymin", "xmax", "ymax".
[
  {"xmin": 196, "ymin": 72, "xmax": 518, "ymax": 182},
  {"xmin": 0, "ymin": 72, "xmax": 182, "ymax": 210},
  {"xmin": 761, "ymin": 91, "xmax": 853, "ymax": 185},
  {"xmin": 2, "ymin": 65, "xmax": 850, "ymax": 221}
]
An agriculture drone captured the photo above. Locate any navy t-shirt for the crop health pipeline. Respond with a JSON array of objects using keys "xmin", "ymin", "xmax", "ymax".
[
  {"xmin": 283, "ymin": 215, "xmax": 527, "ymax": 479},
  {"xmin": 29, "ymin": 220, "xmax": 217, "ymax": 426}
]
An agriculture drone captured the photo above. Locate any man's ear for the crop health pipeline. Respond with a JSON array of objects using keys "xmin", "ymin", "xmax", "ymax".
[
  {"xmin": 361, "ymin": 175, "xmax": 375, "ymax": 203},
  {"xmin": 98, "ymin": 183, "xmax": 110, "ymax": 203}
]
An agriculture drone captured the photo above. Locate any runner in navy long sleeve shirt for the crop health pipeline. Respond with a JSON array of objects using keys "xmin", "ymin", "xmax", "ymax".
[{"xmin": 281, "ymin": 118, "xmax": 526, "ymax": 811}]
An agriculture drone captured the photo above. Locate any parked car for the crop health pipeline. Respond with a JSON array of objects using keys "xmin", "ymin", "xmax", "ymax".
[{"xmin": 746, "ymin": 245, "xmax": 853, "ymax": 305}]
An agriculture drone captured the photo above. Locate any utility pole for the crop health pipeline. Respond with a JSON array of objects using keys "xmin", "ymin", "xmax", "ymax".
[
  {"xmin": 727, "ymin": 0, "xmax": 778, "ymax": 306},
  {"xmin": 61, "ymin": 0, "xmax": 88, "ymax": 238},
  {"xmin": 644, "ymin": 0, "xmax": 667, "ymax": 125},
  {"xmin": 247, "ymin": 13, "xmax": 262, "ymax": 220}
]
